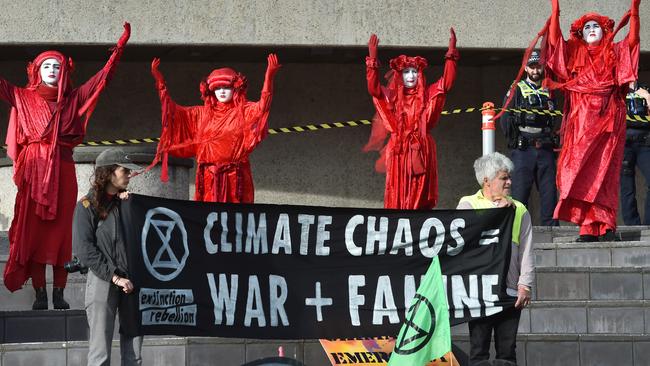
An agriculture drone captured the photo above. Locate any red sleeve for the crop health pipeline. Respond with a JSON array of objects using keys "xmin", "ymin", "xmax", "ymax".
[
  {"xmin": 156, "ymin": 84, "xmax": 200, "ymax": 158},
  {"xmin": 76, "ymin": 45, "xmax": 125, "ymax": 105},
  {"xmin": 243, "ymin": 91, "xmax": 273, "ymax": 152},
  {"xmin": 439, "ymin": 55, "xmax": 457, "ymax": 93},
  {"xmin": 614, "ymin": 37, "xmax": 639, "ymax": 87},
  {"xmin": 425, "ymin": 56, "xmax": 457, "ymax": 129},
  {"xmin": 142, "ymin": 82, "xmax": 201, "ymax": 182},
  {"xmin": 366, "ymin": 57, "xmax": 384, "ymax": 99},
  {"xmin": 0, "ymin": 78, "xmax": 17, "ymax": 106}
]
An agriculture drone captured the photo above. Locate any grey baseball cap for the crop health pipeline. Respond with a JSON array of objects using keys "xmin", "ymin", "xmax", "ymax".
[{"xmin": 95, "ymin": 148, "xmax": 143, "ymax": 171}]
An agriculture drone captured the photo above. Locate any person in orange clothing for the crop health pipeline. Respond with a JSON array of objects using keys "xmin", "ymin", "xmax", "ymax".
[
  {"xmin": 148, "ymin": 54, "xmax": 280, "ymax": 203},
  {"xmin": 542, "ymin": 0, "xmax": 640, "ymax": 241},
  {"xmin": 1, "ymin": 23, "xmax": 130, "ymax": 309},
  {"xmin": 363, "ymin": 29, "xmax": 458, "ymax": 209}
]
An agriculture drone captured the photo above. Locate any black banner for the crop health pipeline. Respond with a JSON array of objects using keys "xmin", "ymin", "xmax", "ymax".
[{"xmin": 121, "ymin": 194, "xmax": 515, "ymax": 339}]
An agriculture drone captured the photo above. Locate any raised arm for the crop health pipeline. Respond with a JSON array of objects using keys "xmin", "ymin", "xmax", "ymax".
[
  {"xmin": 151, "ymin": 57, "xmax": 170, "ymax": 102},
  {"xmin": 629, "ymin": 0, "xmax": 640, "ymax": 47},
  {"xmin": 0, "ymin": 78, "xmax": 17, "ymax": 106},
  {"xmin": 440, "ymin": 27, "xmax": 459, "ymax": 92},
  {"xmin": 548, "ymin": 0, "xmax": 562, "ymax": 47},
  {"xmin": 258, "ymin": 53, "xmax": 281, "ymax": 112},
  {"xmin": 76, "ymin": 22, "xmax": 130, "ymax": 101},
  {"xmin": 366, "ymin": 34, "xmax": 384, "ymax": 99}
]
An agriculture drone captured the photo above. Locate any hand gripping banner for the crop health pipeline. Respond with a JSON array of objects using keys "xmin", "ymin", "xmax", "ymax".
[{"xmin": 120, "ymin": 194, "xmax": 515, "ymax": 339}]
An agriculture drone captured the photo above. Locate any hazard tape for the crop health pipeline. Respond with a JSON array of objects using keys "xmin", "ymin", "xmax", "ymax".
[
  {"xmin": 78, "ymin": 138, "xmax": 160, "ymax": 147},
  {"xmin": 3, "ymin": 107, "xmax": 649, "ymax": 149}
]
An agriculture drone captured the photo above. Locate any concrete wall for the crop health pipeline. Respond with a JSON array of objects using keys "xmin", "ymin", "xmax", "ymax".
[{"xmin": 0, "ymin": 0, "xmax": 648, "ymax": 51}]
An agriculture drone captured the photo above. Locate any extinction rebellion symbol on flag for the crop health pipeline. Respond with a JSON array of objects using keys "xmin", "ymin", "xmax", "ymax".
[{"xmin": 393, "ymin": 293, "xmax": 436, "ymax": 355}]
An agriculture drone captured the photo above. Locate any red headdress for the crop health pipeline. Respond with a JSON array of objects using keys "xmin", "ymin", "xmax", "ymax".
[
  {"xmin": 200, "ymin": 67, "xmax": 248, "ymax": 107},
  {"xmin": 385, "ymin": 55, "xmax": 429, "ymax": 97},
  {"xmin": 25, "ymin": 50, "xmax": 74, "ymax": 100},
  {"xmin": 569, "ymin": 13, "xmax": 615, "ymax": 41},
  {"xmin": 389, "ymin": 55, "xmax": 428, "ymax": 72}
]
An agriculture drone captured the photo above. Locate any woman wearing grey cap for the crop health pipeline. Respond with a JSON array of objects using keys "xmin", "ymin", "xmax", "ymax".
[{"xmin": 73, "ymin": 148, "xmax": 143, "ymax": 365}]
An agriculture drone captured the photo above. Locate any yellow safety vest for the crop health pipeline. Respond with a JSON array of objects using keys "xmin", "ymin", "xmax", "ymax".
[
  {"xmin": 459, "ymin": 190, "xmax": 526, "ymax": 245},
  {"xmin": 517, "ymin": 80, "xmax": 551, "ymax": 99}
]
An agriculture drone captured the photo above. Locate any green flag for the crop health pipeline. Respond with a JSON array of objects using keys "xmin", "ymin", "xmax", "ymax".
[{"xmin": 388, "ymin": 256, "xmax": 451, "ymax": 365}]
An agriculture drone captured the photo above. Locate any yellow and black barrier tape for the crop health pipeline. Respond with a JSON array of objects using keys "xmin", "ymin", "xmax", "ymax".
[
  {"xmin": 3, "ymin": 106, "xmax": 649, "ymax": 149},
  {"xmin": 78, "ymin": 138, "xmax": 160, "ymax": 147},
  {"xmin": 267, "ymin": 119, "xmax": 372, "ymax": 135}
]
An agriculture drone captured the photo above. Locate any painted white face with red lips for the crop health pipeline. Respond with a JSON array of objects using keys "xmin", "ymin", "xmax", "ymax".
[
  {"xmin": 582, "ymin": 20, "xmax": 603, "ymax": 45},
  {"xmin": 402, "ymin": 67, "xmax": 418, "ymax": 89},
  {"xmin": 214, "ymin": 87, "xmax": 234, "ymax": 103},
  {"xmin": 39, "ymin": 58, "xmax": 61, "ymax": 87}
]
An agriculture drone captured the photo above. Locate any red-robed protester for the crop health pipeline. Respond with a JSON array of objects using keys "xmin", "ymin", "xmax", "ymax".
[
  {"xmin": 148, "ymin": 54, "xmax": 280, "ymax": 203},
  {"xmin": 364, "ymin": 29, "xmax": 458, "ymax": 210},
  {"xmin": 1, "ymin": 23, "xmax": 130, "ymax": 308},
  {"xmin": 543, "ymin": 0, "xmax": 639, "ymax": 241}
]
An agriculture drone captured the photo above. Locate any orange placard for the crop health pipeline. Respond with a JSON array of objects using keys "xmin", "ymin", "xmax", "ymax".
[{"xmin": 319, "ymin": 338, "xmax": 459, "ymax": 366}]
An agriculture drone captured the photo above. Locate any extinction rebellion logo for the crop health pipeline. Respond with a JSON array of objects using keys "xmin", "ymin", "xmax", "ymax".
[
  {"xmin": 141, "ymin": 207, "xmax": 189, "ymax": 281},
  {"xmin": 140, "ymin": 207, "xmax": 196, "ymax": 326},
  {"xmin": 393, "ymin": 294, "xmax": 436, "ymax": 355}
]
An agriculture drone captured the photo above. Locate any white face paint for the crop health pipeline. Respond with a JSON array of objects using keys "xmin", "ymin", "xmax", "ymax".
[
  {"xmin": 402, "ymin": 67, "xmax": 418, "ymax": 89},
  {"xmin": 214, "ymin": 87, "xmax": 234, "ymax": 103},
  {"xmin": 582, "ymin": 20, "xmax": 603, "ymax": 45},
  {"xmin": 39, "ymin": 58, "xmax": 61, "ymax": 87}
]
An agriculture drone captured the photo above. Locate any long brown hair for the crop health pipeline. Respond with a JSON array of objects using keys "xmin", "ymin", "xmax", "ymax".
[{"xmin": 90, "ymin": 165, "xmax": 118, "ymax": 219}]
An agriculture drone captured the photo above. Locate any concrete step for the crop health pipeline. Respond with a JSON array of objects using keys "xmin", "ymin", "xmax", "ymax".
[
  {"xmin": 0, "ymin": 263, "xmax": 86, "ymax": 311},
  {"xmin": 453, "ymin": 300, "xmax": 650, "ymax": 336},
  {"xmin": 533, "ymin": 266, "xmax": 650, "ymax": 301},
  {"xmin": 534, "ymin": 240, "xmax": 650, "ymax": 267},
  {"xmin": 453, "ymin": 333, "xmax": 650, "ymax": 366},
  {"xmin": 0, "ymin": 337, "xmax": 322, "ymax": 366},
  {"xmin": 532, "ymin": 225, "xmax": 650, "ymax": 244},
  {"xmin": 1, "ymin": 334, "xmax": 649, "ymax": 366}
]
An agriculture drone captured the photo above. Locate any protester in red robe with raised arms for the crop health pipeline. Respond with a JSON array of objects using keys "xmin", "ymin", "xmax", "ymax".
[
  {"xmin": 1, "ymin": 23, "xmax": 131, "ymax": 309},
  {"xmin": 543, "ymin": 0, "xmax": 640, "ymax": 241},
  {"xmin": 149, "ymin": 54, "xmax": 280, "ymax": 203},
  {"xmin": 364, "ymin": 30, "xmax": 458, "ymax": 210}
]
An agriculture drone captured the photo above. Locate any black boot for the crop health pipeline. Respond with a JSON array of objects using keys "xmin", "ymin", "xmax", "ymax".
[
  {"xmin": 32, "ymin": 288, "xmax": 48, "ymax": 310},
  {"xmin": 599, "ymin": 229, "xmax": 618, "ymax": 242},
  {"xmin": 52, "ymin": 287, "xmax": 70, "ymax": 310},
  {"xmin": 576, "ymin": 234, "xmax": 598, "ymax": 242}
]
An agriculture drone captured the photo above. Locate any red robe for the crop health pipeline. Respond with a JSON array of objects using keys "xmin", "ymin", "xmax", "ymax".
[
  {"xmin": 154, "ymin": 82, "xmax": 272, "ymax": 203},
  {"xmin": 365, "ymin": 55, "xmax": 457, "ymax": 209},
  {"xmin": 1, "ymin": 47, "xmax": 125, "ymax": 292},
  {"xmin": 545, "ymin": 16, "xmax": 639, "ymax": 231}
]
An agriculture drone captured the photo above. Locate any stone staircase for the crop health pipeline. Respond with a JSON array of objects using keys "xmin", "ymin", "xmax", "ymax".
[
  {"xmin": 1, "ymin": 227, "xmax": 650, "ymax": 365},
  {"xmin": 449, "ymin": 226, "xmax": 650, "ymax": 366}
]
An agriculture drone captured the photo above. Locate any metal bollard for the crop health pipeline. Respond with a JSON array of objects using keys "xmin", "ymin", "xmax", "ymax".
[{"xmin": 481, "ymin": 102, "xmax": 496, "ymax": 156}]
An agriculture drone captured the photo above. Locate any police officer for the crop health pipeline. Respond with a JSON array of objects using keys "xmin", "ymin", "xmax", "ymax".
[
  {"xmin": 620, "ymin": 81, "xmax": 650, "ymax": 225},
  {"xmin": 500, "ymin": 50, "xmax": 559, "ymax": 226}
]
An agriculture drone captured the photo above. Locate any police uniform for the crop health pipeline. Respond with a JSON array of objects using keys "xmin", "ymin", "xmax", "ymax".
[
  {"xmin": 501, "ymin": 78, "xmax": 559, "ymax": 226},
  {"xmin": 620, "ymin": 86, "xmax": 650, "ymax": 225}
]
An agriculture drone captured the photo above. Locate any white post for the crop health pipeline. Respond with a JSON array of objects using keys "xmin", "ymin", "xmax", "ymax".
[{"xmin": 482, "ymin": 102, "xmax": 496, "ymax": 156}]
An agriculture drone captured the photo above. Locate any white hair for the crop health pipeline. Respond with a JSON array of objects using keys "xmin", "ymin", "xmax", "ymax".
[{"xmin": 473, "ymin": 152, "xmax": 514, "ymax": 186}]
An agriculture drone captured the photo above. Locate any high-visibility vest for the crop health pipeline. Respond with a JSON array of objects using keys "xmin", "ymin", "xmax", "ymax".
[
  {"xmin": 513, "ymin": 81, "xmax": 554, "ymax": 130},
  {"xmin": 459, "ymin": 190, "xmax": 526, "ymax": 245},
  {"xmin": 626, "ymin": 91, "xmax": 650, "ymax": 129}
]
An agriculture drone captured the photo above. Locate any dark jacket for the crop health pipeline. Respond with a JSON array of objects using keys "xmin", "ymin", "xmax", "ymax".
[{"xmin": 73, "ymin": 190, "xmax": 129, "ymax": 282}]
